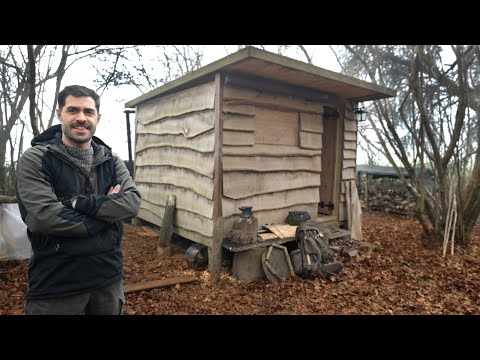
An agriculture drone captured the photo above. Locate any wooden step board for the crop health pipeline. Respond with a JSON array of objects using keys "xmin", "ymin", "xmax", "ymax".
[
  {"xmin": 264, "ymin": 224, "xmax": 297, "ymax": 239},
  {"xmin": 124, "ymin": 275, "xmax": 198, "ymax": 294}
]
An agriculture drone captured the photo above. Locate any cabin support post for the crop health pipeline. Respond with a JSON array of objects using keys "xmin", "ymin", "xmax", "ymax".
[
  {"xmin": 209, "ymin": 217, "xmax": 224, "ymax": 282},
  {"xmin": 209, "ymin": 72, "xmax": 224, "ymax": 282}
]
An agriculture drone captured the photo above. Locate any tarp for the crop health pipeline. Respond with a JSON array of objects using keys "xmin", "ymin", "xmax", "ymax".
[{"xmin": 0, "ymin": 203, "xmax": 32, "ymax": 260}]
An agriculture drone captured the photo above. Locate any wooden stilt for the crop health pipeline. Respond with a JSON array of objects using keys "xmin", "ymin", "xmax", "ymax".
[
  {"xmin": 209, "ymin": 217, "xmax": 224, "ymax": 283},
  {"xmin": 158, "ymin": 195, "xmax": 176, "ymax": 257}
]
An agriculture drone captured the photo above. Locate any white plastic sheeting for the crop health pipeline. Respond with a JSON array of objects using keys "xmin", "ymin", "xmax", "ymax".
[{"xmin": 0, "ymin": 203, "xmax": 32, "ymax": 260}]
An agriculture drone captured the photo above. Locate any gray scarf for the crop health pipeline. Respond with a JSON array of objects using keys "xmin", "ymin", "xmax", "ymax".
[{"xmin": 64, "ymin": 144, "xmax": 94, "ymax": 176}]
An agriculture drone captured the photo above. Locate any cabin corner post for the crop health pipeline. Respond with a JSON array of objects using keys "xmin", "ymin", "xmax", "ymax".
[
  {"xmin": 334, "ymin": 102, "xmax": 345, "ymax": 219},
  {"xmin": 209, "ymin": 72, "xmax": 224, "ymax": 283}
]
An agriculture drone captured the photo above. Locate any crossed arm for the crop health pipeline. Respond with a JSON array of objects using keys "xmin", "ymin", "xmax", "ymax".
[
  {"xmin": 16, "ymin": 150, "xmax": 141, "ymax": 238},
  {"xmin": 71, "ymin": 184, "xmax": 120, "ymax": 208}
]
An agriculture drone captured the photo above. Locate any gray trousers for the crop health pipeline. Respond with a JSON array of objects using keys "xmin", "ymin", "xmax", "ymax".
[{"xmin": 25, "ymin": 280, "xmax": 125, "ymax": 315}]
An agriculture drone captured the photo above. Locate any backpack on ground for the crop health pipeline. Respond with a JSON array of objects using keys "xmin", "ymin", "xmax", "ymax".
[{"xmin": 290, "ymin": 222, "xmax": 333, "ymax": 279}]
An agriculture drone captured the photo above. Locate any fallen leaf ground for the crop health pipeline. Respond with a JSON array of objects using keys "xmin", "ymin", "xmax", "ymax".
[{"xmin": 1, "ymin": 211, "xmax": 479, "ymax": 315}]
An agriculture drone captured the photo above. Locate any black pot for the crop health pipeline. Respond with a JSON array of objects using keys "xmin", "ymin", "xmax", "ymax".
[{"xmin": 286, "ymin": 211, "xmax": 311, "ymax": 225}]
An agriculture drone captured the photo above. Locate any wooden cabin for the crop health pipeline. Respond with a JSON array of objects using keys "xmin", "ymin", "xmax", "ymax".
[{"xmin": 125, "ymin": 46, "xmax": 395, "ymax": 280}]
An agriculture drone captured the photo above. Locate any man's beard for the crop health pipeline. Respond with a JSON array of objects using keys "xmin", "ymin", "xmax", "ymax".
[{"xmin": 63, "ymin": 123, "xmax": 94, "ymax": 144}]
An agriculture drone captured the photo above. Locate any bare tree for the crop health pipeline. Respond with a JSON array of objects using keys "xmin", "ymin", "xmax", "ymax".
[
  {"xmin": 91, "ymin": 45, "xmax": 205, "ymax": 95},
  {"xmin": 297, "ymin": 45, "xmax": 313, "ymax": 64},
  {"xmin": 0, "ymin": 45, "xmax": 210, "ymax": 195},
  {"xmin": 337, "ymin": 45, "xmax": 480, "ymax": 244},
  {"xmin": 0, "ymin": 44, "xmax": 337, "ymax": 196},
  {"xmin": 0, "ymin": 45, "xmax": 120, "ymax": 195}
]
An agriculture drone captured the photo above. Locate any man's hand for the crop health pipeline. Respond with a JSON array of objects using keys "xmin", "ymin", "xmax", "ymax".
[
  {"xmin": 71, "ymin": 185, "xmax": 120, "ymax": 209},
  {"xmin": 107, "ymin": 184, "xmax": 121, "ymax": 195}
]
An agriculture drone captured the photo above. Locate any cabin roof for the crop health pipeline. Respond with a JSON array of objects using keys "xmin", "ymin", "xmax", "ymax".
[
  {"xmin": 357, "ymin": 165, "xmax": 434, "ymax": 179},
  {"xmin": 125, "ymin": 46, "xmax": 396, "ymax": 108}
]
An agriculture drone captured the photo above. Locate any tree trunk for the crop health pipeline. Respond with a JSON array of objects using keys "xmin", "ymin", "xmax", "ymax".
[
  {"xmin": 341, "ymin": 45, "xmax": 480, "ymax": 246},
  {"xmin": 27, "ymin": 45, "xmax": 39, "ymax": 136},
  {"xmin": 0, "ymin": 134, "xmax": 7, "ymax": 195}
]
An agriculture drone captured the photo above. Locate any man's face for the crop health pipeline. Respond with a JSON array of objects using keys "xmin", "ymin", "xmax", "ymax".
[{"xmin": 57, "ymin": 95, "xmax": 101, "ymax": 148}]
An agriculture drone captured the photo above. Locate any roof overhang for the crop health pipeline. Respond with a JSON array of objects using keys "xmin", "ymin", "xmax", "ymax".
[{"xmin": 125, "ymin": 46, "xmax": 396, "ymax": 108}]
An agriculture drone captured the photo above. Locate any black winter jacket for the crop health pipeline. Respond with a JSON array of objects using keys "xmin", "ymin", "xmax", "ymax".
[{"xmin": 15, "ymin": 124, "xmax": 141, "ymax": 300}]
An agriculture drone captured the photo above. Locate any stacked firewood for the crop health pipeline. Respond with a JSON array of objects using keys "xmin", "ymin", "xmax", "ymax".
[
  {"xmin": 358, "ymin": 183, "xmax": 416, "ymax": 215},
  {"xmin": 0, "ymin": 196, "xmax": 16, "ymax": 204}
]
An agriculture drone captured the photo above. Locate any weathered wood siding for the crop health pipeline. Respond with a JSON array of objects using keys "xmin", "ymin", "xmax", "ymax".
[
  {"xmin": 135, "ymin": 80, "xmax": 357, "ymax": 242},
  {"xmin": 299, "ymin": 112, "xmax": 323, "ymax": 150},
  {"xmin": 135, "ymin": 82, "xmax": 216, "ymax": 246},
  {"xmin": 135, "ymin": 82, "xmax": 215, "ymax": 125},
  {"xmin": 339, "ymin": 103, "xmax": 358, "ymax": 221},
  {"xmin": 222, "ymin": 85, "xmax": 326, "ymax": 229}
]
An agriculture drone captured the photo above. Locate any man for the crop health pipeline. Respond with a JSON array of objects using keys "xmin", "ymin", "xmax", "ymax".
[{"xmin": 15, "ymin": 85, "xmax": 141, "ymax": 315}]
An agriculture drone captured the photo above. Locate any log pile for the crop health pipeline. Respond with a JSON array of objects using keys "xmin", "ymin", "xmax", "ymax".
[
  {"xmin": 0, "ymin": 196, "xmax": 16, "ymax": 204},
  {"xmin": 359, "ymin": 183, "xmax": 416, "ymax": 215}
]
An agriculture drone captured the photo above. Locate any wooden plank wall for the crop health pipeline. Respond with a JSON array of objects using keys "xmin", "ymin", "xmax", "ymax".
[
  {"xmin": 134, "ymin": 80, "xmax": 357, "ymax": 244},
  {"xmin": 222, "ymin": 85, "xmax": 328, "ymax": 230},
  {"xmin": 135, "ymin": 82, "xmax": 216, "ymax": 246},
  {"xmin": 339, "ymin": 102, "xmax": 358, "ymax": 221}
]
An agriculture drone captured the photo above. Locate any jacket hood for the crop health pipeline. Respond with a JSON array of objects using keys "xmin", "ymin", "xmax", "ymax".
[{"xmin": 31, "ymin": 124, "xmax": 111, "ymax": 149}]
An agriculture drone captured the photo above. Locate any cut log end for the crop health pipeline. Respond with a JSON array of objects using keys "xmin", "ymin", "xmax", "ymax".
[{"xmin": 157, "ymin": 245, "xmax": 172, "ymax": 258}]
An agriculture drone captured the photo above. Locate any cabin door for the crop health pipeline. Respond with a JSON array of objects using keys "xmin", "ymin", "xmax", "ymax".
[{"xmin": 319, "ymin": 107, "xmax": 338, "ymax": 216}]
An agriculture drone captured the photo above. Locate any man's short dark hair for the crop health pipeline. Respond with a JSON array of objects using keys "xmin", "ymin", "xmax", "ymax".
[{"xmin": 58, "ymin": 85, "xmax": 101, "ymax": 112}]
